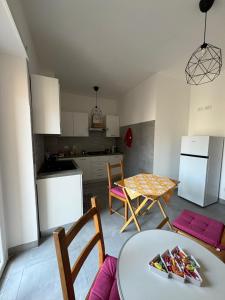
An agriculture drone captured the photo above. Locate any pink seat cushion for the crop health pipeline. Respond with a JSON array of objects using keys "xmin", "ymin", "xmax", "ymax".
[
  {"xmin": 172, "ymin": 210, "xmax": 224, "ymax": 248},
  {"xmin": 88, "ymin": 255, "xmax": 120, "ymax": 300},
  {"xmin": 110, "ymin": 186, "xmax": 125, "ymax": 199}
]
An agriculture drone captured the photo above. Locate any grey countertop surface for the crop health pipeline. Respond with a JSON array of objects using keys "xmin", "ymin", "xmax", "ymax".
[
  {"xmin": 37, "ymin": 160, "xmax": 82, "ymax": 180},
  {"xmin": 60, "ymin": 152, "xmax": 123, "ymax": 159},
  {"xmin": 37, "ymin": 153, "xmax": 123, "ymax": 180}
]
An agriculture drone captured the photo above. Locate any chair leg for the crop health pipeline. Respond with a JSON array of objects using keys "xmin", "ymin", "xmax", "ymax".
[
  {"xmin": 124, "ymin": 201, "xmax": 128, "ymax": 222},
  {"xmin": 120, "ymin": 197, "xmax": 148, "ymax": 233},
  {"xmin": 157, "ymin": 200, "xmax": 173, "ymax": 231},
  {"xmin": 109, "ymin": 194, "xmax": 112, "ymax": 215},
  {"xmin": 136, "ymin": 197, "xmax": 141, "ymax": 215}
]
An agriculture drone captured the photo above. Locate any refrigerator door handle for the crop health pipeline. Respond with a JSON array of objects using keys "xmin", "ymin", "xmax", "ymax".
[{"xmin": 180, "ymin": 153, "xmax": 209, "ymax": 159}]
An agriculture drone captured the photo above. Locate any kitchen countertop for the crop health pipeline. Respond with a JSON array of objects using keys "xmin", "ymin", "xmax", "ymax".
[
  {"xmin": 37, "ymin": 153, "xmax": 123, "ymax": 180},
  {"xmin": 37, "ymin": 160, "xmax": 82, "ymax": 180},
  {"xmin": 60, "ymin": 152, "xmax": 123, "ymax": 159}
]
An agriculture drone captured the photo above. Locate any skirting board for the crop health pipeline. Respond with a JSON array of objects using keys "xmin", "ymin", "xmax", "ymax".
[
  {"xmin": 8, "ymin": 240, "xmax": 39, "ymax": 257},
  {"xmin": 40, "ymin": 222, "xmax": 74, "ymax": 237}
]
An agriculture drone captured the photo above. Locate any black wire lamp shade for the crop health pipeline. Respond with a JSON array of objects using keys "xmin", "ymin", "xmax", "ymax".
[
  {"xmin": 185, "ymin": 0, "xmax": 222, "ymax": 85},
  {"xmin": 185, "ymin": 43, "xmax": 222, "ymax": 85}
]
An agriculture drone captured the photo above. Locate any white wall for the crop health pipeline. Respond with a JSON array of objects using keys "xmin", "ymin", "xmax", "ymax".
[
  {"xmin": 6, "ymin": 0, "xmax": 39, "ymax": 73},
  {"xmin": 61, "ymin": 91, "xmax": 118, "ymax": 115},
  {"xmin": 120, "ymin": 73, "xmax": 190, "ymax": 179},
  {"xmin": 153, "ymin": 74, "xmax": 190, "ymax": 179},
  {"xmin": 119, "ymin": 75, "xmax": 157, "ymax": 126},
  {"xmin": 188, "ymin": 72, "xmax": 225, "ymax": 199},
  {"xmin": 0, "ymin": 54, "xmax": 38, "ymax": 248},
  {"xmin": 0, "ymin": 161, "xmax": 7, "ymax": 274}
]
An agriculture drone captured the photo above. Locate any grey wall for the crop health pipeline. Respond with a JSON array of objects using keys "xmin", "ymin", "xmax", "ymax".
[{"xmin": 117, "ymin": 121, "xmax": 155, "ymax": 177}]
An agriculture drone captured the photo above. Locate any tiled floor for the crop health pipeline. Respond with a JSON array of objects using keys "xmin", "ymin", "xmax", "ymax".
[{"xmin": 0, "ymin": 181, "xmax": 225, "ymax": 300}]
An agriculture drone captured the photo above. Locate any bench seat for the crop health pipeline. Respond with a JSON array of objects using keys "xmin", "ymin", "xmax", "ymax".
[{"xmin": 172, "ymin": 210, "xmax": 225, "ymax": 263}]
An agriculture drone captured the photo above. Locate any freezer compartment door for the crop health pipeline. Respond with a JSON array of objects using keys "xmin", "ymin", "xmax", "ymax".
[
  {"xmin": 178, "ymin": 155, "xmax": 208, "ymax": 206},
  {"xmin": 181, "ymin": 136, "xmax": 209, "ymax": 156}
]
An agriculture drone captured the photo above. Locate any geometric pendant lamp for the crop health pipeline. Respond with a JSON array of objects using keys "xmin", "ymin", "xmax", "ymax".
[{"xmin": 185, "ymin": 0, "xmax": 222, "ymax": 85}]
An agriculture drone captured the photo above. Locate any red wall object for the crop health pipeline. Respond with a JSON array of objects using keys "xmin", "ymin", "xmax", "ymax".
[{"xmin": 124, "ymin": 127, "xmax": 133, "ymax": 148}]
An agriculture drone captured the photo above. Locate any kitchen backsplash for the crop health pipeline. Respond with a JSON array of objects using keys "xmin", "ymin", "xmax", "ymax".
[
  {"xmin": 34, "ymin": 134, "xmax": 45, "ymax": 173},
  {"xmin": 44, "ymin": 131, "xmax": 117, "ymax": 155}
]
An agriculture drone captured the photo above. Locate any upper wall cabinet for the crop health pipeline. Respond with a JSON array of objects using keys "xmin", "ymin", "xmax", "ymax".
[
  {"xmin": 61, "ymin": 112, "xmax": 73, "ymax": 136},
  {"xmin": 74, "ymin": 112, "xmax": 89, "ymax": 137},
  {"xmin": 106, "ymin": 115, "xmax": 120, "ymax": 137},
  {"xmin": 61, "ymin": 112, "xmax": 89, "ymax": 137},
  {"xmin": 31, "ymin": 75, "xmax": 61, "ymax": 134}
]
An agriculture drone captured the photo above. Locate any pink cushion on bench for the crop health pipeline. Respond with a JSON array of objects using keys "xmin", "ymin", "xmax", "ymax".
[
  {"xmin": 172, "ymin": 210, "xmax": 224, "ymax": 248},
  {"xmin": 110, "ymin": 186, "xmax": 125, "ymax": 198},
  {"xmin": 88, "ymin": 255, "xmax": 120, "ymax": 300}
]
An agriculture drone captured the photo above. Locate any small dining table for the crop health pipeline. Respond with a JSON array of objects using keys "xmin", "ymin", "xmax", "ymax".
[
  {"xmin": 117, "ymin": 230, "xmax": 225, "ymax": 300},
  {"xmin": 115, "ymin": 173, "xmax": 178, "ymax": 232}
]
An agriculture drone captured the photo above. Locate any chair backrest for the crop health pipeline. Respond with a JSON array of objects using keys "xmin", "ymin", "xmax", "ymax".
[
  {"xmin": 106, "ymin": 160, "xmax": 124, "ymax": 189},
  {"xmin": 53, "ymin": 197, "xmax": 105, "ymax": 300}
]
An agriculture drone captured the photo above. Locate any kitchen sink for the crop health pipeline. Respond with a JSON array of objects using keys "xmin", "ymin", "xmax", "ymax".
[{"xmin": 39, "ymin": 159, "xmax": 77, "ymax": 174}]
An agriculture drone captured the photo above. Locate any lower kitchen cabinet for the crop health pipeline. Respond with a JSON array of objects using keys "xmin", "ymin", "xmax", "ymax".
[
  {"xmin": 74, "ymin": 157, "xmax": 92, "ymax": 181},
  {"xmin": 75, "ymin": 154, "xmax": 123, "ymax": 182},
  {"xmin": 37, "ymin": 174, "xmax": 83, "ymax": 232}
]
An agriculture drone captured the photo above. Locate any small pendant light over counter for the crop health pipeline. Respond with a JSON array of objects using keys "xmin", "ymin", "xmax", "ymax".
[
  {"xmin": 185, "ymin": 0, "xmax": 222, "ymax": 85},
  {"xmin": 91, "ymin": 86, "xmax": 104, "ymax": 129}
]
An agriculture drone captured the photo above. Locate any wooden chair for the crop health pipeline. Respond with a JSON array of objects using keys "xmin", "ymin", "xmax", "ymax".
[
  {"xmin": 53, "ymin": 197, "xmax": 106, "ymax": 300},
  {"xmin": 106, "ymin": 160, "xmax": 128, "ymax": 221}
]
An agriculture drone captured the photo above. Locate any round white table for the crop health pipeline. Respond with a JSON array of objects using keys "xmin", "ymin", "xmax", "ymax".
[{"xmin": 117, "ymin": 230, "xmax": 225, "ymax": 300}]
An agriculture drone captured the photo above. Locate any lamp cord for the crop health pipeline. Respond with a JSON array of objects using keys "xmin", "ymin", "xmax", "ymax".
[
  {"xmin": 203, "ymin": 12, "xmax": 207, "ymax": 44},
  {"xmin": 95, "ymin": 91, "xmax": 97, "ymax": 108}
]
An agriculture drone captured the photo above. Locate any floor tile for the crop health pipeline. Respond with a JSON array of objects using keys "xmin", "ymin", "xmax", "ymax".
[
  {"xmin": 1, "ymin": 181, "xmax": 225, "ymax": 299},
  {"xmin": 0, "ymin": 271, "xmax": 22, "ymax": 300}
]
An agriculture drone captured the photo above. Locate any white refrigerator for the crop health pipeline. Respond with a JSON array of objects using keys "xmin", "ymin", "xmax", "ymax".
[{"xmin": 178, "ymin": 136, "xmax": 224, "ymax": 207}]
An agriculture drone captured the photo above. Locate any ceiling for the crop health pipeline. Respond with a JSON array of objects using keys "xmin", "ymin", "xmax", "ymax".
[{"xmin": 20, "ymin": 0, "xmax": 225, "ymax": 98}]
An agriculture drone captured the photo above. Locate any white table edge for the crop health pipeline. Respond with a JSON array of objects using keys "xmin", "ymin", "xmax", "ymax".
[{"xmin": 116, "ymin": 229, "xmax": 225, "ymax": 300}]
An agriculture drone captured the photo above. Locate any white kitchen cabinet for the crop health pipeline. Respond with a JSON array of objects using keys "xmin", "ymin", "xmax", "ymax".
[
  {"xmin": 106, "ymin": 115, "xmax": 120, "ymax": 137},
  {"xmin": 61, "ymin": 111, "xmax": 89, "ymax": 137},
  {"xmin": 91, "ymin": 156, "xmax": 108, "ymax": 179},
  {"xmin": 31, "ymin": 74, "xmax": 61, "ymax": 134},
  {"xmin": 74, "ymin": 157, "xmax": 92, "ymax": 181},
  {"xmin": 75, "ymin": 155, "xmax": 123, "ymax": 182},
  {"xmin": 37, "ymin": 174, "xmax": 83, "ymax": 232},
  {"xmin": 61, "ymin": 112, "xmax": 73, "ymax": 136},
  {"xmin": 73, "ymin": 112, "xmax": 89, "ymax": 137}
]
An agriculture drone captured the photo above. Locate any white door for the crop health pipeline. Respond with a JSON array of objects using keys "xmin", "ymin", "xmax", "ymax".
[
  {"xmin": 0, "ymin": 172, "xmax": 7, "ymax": 277},
  {"xmin": 31, "ymin": 75, "xmax": 61, "ymax": 134},
  {"xmin": 178, "ymin": 155, "xmax": 208, "ymax": 206},
  {"xmin": 61, "ymin": 112, "xmax": 73, "ymax": 136},
  {"xmin": 37, "ymin": 175, "xmax": 83, "ymax": 231},
  {"xmin": 106, "ymin": 115, "xmax": 120, "ymax": 137},
  {"xmin": 181, "ymin": 136, "xmax": 209, "ymax": 156},
  {"xmin": 73, "ymin": 112, "xmax": 89, "ymax": 137}
]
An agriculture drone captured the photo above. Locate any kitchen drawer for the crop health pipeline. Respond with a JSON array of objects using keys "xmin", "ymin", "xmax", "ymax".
[
  {"xmin": 93, "ymin": 167, "xmax": 105, "ymax": 172},
  {"xmin": 108, "ymin": 155, "xmax": 123, "ymax": 163},
  {"xmin": 93, "ymin": 172, "xmax": 106, "ymax": 179},
  {"xmin": 92, "ymin": 160, "xmax": 106, "ymax": 165}
]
